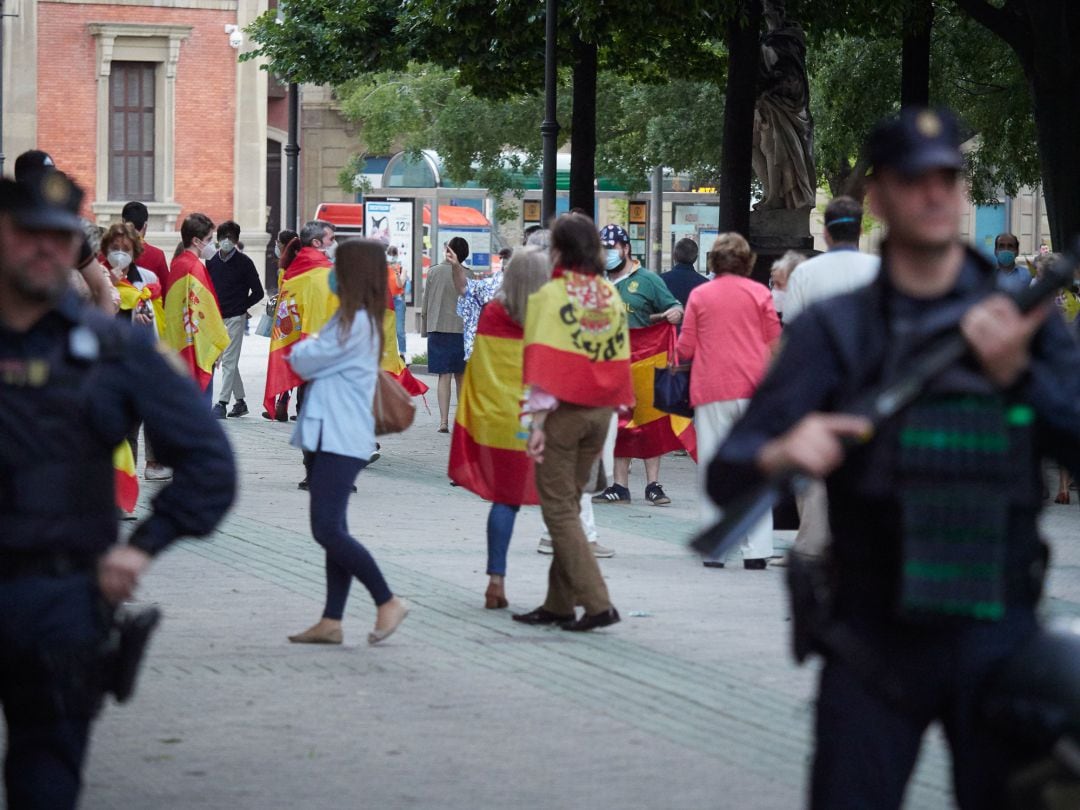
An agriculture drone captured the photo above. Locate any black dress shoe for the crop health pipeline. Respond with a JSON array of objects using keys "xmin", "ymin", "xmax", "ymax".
[
  {"xmin": 562, "ymin": 607, "xmax": 621, "ymax": 632},
  {"xmin": 743, "ymin": 558, "xmax": 768, "ymax": 570},
  {"xmin": 512, "ymin": 607, "xmax": 574, "ymax": 625}
]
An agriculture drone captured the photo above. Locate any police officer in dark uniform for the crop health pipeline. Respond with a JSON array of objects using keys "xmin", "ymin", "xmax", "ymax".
[
  {"xmin": 0, "ymin": 171, "xmax": 236, "ymax": 808},
  {"xmin": 707, "ymin": 108, "xmax": 1080, "ymax": 809}
]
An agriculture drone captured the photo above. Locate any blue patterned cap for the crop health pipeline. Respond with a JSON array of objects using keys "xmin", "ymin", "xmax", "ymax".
[{"xmin": 599, "ymin": 223, "xmax": 630, "ymax": 247}]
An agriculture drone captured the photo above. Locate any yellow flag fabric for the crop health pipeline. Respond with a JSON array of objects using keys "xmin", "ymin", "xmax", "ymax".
[
  {"xmin": 163, "ymin": 253, "xmax": 229, "ymax": 391},
  {"xmin": 522, "ymin": 270, "xmax": 633, "ymax": 407}
]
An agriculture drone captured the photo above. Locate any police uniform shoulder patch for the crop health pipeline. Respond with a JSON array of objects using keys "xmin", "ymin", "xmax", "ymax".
[{"xmin": 154, "ymin": 342, "xmax": 190, "ymax": 377}]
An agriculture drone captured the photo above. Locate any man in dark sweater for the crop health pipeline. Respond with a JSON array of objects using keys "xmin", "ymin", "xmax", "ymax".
[
  {"xmin": 207, "ymin": 220, "xmax": 264, "ymax": 418},
  {"xmin": 661, "ymin": 237, "xmax": 708, "ymax": 309}
]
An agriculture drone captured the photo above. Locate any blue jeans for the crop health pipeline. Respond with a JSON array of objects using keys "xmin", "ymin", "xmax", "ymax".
[
  {"xmin": 393, "ymin": 295, "xmax": 407, "ymax": 354},
  {"xmin": 486, "ymin": 503, "xmax": 520, "ymax": 576},
  {"xmin": 306, "ymin": 451, "xmax": 392, "ymax": 618}
]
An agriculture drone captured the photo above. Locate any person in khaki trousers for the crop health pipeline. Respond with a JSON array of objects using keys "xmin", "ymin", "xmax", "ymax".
[{"xmin": 512, "ymin": 214, "xmax": 633, "ymax": 632}]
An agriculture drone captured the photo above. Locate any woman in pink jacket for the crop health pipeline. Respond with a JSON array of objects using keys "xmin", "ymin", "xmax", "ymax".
[{"xmin": 677, "ymin": 233, "xmax": 782, "ymax": 569}]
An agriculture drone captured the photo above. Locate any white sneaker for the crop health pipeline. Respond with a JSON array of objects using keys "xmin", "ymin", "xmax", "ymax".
[
  {"xmin": 144, "ymin": 465, "xmax": 172, "ymax": 481},
  {"xmin": 537, "ymin": 537, "xmax": 554, "ymax": 555},
  {"xmin": 590, "ymin": 542, "xmax": 615, "ymax": 559}
]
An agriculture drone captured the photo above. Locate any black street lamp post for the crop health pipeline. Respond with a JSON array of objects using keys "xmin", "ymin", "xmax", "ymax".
[{"xmin": 540, "ymin": 0, "xmax": 559, "ymax": 225}]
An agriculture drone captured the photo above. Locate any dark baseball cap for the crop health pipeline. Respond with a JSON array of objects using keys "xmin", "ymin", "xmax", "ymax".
[
  {"xmin": 0, "ymin": 171, "xmax": 85, "ymax": 233},
  {"xmin": 13, "ymin": 149, "xmax": 55, "ymax": 183},
  {"xmin": 599, "ymin": 223, "xmax": 630, "ymax": 247},
  {"xmin": 867, "ymin": 108, "xmax": 965, "ymax": 177}
]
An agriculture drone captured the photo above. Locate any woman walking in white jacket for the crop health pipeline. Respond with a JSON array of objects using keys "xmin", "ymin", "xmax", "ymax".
[{"xmin": 286, "ymin": 239, "xmax": 409, "ymax": 646}]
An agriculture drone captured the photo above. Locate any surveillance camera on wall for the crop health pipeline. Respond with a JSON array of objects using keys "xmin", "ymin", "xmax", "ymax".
[{"xmin": 224, "ymin": 24, "xmax": 243, "ymax": 49}]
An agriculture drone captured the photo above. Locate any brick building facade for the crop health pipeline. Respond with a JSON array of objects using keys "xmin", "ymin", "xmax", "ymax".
[{"xmin": 3, "ymin": 0, "xmax": 273, "ymax": 276}]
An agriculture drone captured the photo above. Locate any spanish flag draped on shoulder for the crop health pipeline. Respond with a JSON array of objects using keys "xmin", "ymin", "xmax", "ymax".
[
  {"xmin": 262, "ymin": 247, "xmax": 338, "ymax": 415},
  {"xmin": 615, "ymin": 322, "xmax": 697, "ymax": 460},
  {"xmin": 523, "ymin": 269, "xmax": 633, "ymax": 407},
  {"xmin": 380, "ymin": 299, "xmax": 429, "ymax": 398},
  {"xmin": 163, "ymin": 251, "xmax": 229, "ymax": 391},
  {"xmin": 449, "ymin": 300, "xmax": 537, "ymax": 505}
]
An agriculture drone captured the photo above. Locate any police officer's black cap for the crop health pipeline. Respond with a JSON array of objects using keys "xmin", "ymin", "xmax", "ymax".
[
  {"xmin": 867, "ymin": 108, "xmax": 965, "ymax": 177},
  {"xmin": 0, "ymin": 170, "xmax": 84, "ymax": 233}
]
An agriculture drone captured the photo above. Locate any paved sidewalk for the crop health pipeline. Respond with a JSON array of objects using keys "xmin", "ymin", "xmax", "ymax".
[{"xmin": 76, "ymin": 333, "xmax": 1080, "ymax": 809}]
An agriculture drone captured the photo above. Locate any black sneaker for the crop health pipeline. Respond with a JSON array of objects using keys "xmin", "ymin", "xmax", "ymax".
[
  {"xmin": 228, "ymin": 400, "xmax": 249, "ymax": 417},
  {"xmin": 592, "ymin": 484, "xmax": 631, "ymax": 504},
  {"xmin": 644, "ymin": 482, "xmax": 671, "ymax": 506},
  {"xmin": 212, "ymin": 402, "xmax": 227, "ymax": 420},
  {"xmin": 298, "ymin": 479, "xmax": 309, "ymax": 491}
]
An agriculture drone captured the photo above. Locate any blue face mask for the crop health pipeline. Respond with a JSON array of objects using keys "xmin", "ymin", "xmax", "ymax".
[
  {"xmin": 996, "ymin": 250, "xmax": 1016, "ymax": 268},
  {"xmin": 605, "ymin": 248, "xmax": 624, "ymax": 272},
  {"xmin": 327, "ymin": 269, "xmax": 338, "ymax": 295}
]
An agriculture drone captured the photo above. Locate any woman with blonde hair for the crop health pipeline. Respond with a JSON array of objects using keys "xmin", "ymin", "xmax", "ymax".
[
  {"xmin": 286, "ymin": 239, "xmax": 409, "ymax": 645},
  {"xmin": 449, "ymin": 246, "xmax": 552, "ymax": 608},
  {"xmin": 678, "ymin": 232, "xmax": 782, "ymax": 569}
]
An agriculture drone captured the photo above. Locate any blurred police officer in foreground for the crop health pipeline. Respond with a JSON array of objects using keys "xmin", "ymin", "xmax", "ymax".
[
  {"xmin": 708, "ymin": 108, "xmax": 1080, "ymax": 809},
  {"xmin": 0, "ymin": 170, "xmax": 236, "ymax": 807}
]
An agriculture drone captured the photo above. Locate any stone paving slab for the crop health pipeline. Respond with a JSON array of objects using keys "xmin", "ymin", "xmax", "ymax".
[{"xmin": 51, "ymin": 334, "xmax": 1080, "ymax": 808}]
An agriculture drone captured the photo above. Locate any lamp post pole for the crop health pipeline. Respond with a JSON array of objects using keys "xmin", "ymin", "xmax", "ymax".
[
  {"xmin": 0, "ymin": 0, "xmax": 6, "ymax": 177},
  {"xmin": 285, "ymin": 81, "xmax": 300, "ymax": 232},
  {"xmin": 540, "ymin": 0, "xmax": 559, "ymax": 225}
]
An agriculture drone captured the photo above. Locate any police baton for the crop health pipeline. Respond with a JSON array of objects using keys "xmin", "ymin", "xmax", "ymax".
[{"xmin": 690, "ymin": 244, "xmax": 1080, "ymax": 561}]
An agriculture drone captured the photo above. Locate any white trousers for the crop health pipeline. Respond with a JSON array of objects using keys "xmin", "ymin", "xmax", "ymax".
[
  {"xmin": 218, "ymin": 315, "xmax": 247, "ymax": 402},
  {"xmin": 794, "ymin": 478, "xmax": 831, "ymax": 557},
  {"xmin": 695, "ymin": 399, "xmax": 774, "ymax": 562}
]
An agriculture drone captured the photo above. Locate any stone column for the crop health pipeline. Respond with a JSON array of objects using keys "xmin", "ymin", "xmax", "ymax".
[{"xmin": 233, "ymin": 0, "xmax": 270, "ymax": 277}]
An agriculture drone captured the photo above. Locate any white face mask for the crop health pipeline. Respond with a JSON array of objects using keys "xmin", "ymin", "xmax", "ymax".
[
  {"xmin": 218, "ymin": 238, "xmax": 236, "ymax": 256},
  {"xmin": 771, "ymin": 288, "xmax": 787, "ymax": 314},
  {"xmin": 107, "ymin": 250, "xmax": 133, "ymax": 272},
  {"xmin": 200, "ymin": 238, "xmax": 217, "ymax": 261},
  {"xmin": 322, "ymin": 240, "xmax": 337, "ymax": 263}
]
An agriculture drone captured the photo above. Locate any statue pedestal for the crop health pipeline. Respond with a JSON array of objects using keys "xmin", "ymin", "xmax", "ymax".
[{"xmin": 748, "ymin": 206, "xmax": 815, "ymax": 284}]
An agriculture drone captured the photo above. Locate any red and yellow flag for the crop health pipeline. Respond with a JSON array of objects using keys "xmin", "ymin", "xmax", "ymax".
[
  {"xmin": 449, "ymin": 301, "xmax": 538, "ymax": 505},
  {"xmin": 262, "ymin": 262, "xmax": 338, "ymax": 415},
  {"xmin": 113, "ymin": 442, "xmax": 138, "ymax": 513},
  {"xmin": 523, "ymin": 270, "xmax": 633, "ymax": 407},
  {"xmin": 117, "ymin": 278, "xmax": 166, "ymax": 338},
  {"xmin": 380, "ymin": 306, "xmax": 429, "ymax": 397},
  {"xmin": 615, "ymin": 322, "xmax": 697, "ymax": 460},
  {"xmin": 162, "ymin": 252, "xmax": 229, "ymax": 391}
]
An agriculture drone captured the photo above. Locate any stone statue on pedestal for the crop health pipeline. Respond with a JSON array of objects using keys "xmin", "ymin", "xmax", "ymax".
[{"xmin": 752, "ymin": 0, "xmax": 816, "ymax": 212}]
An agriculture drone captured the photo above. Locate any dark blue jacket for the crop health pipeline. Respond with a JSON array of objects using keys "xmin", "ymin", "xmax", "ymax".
[
  {"xmin": 709, "ymin": 247, "xmax": 1080, "ymax": 618},
  {"xmin": 207, "ymin": 249, "xmax": 264, "ymax": 319},
  {"xmin": 660, "ymin": 263, "xmax": 708, "ymax": 308},
  {"xmin": 0, "ymin": 293, "xmax": 236, "ymax": 556}
]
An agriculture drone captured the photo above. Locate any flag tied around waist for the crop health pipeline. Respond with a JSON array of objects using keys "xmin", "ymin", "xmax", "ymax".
[
  {"xmin": 113, "ymin": 441, "xmax": 138, "ymax": 512},
  {"xmin": 615, "ymin": 322, "xmax": 696, "ymax": 460},
  {"xmin": 448, "ymin": 300, "xmax": 538, "ymax": 505},
  {"xmin": 163, "ymin": 253, "xmax": 229, "ymax": 392}
]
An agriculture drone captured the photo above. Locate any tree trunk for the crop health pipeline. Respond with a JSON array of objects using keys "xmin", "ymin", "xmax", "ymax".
[
  {"xmin": 569, "ymin": 35, "xmax": 598, "ymax": 216},
  {"xmin": 900, "ymin": 0, "xmax": 933, "ymax": 107},
  {"xmin": 1029, "ymin": 72, "xmax": 1080, "ymax": 251},
  {"xmin": 718, "ymin": 0, "xmax": 761, "ymax": 236}
]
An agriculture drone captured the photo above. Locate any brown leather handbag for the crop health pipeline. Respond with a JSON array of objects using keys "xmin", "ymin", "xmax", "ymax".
[{"xmin": 374, "ymin": 371, "xmax": 416, "ymax": 435}]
